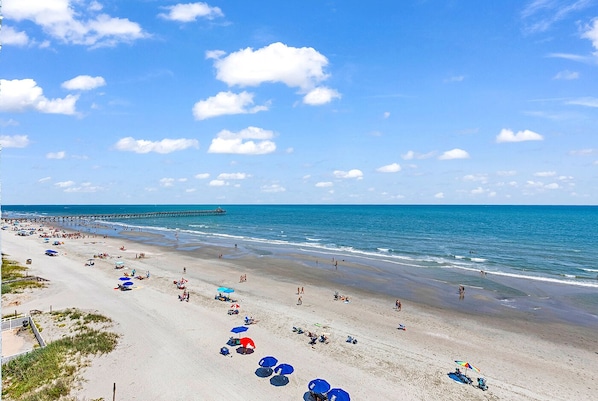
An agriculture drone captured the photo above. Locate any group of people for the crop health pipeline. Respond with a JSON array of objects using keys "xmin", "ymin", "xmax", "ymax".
[
  {"xmin": 239, "ymin": 274, "xmax": 247, "ymax": 282},
  {"xmin": 178, "ymin": 289, "xmax": 190, "ymax": 302}
]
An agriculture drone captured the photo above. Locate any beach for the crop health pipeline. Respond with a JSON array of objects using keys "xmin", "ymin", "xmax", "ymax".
[{"xmin": 2, "ymin": 223, "xmax": 597, "ymax": 400}]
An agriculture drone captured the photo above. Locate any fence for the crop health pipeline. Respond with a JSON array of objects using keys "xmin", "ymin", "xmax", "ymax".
[{"xmin": 1, "ymin": 314, "xmax": 46, "ymax": 364}]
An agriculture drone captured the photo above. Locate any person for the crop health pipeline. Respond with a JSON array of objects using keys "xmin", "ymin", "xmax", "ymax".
[
  {"xmin": 395, "ymin": 299, "xmax": 402, "ymax": 311},
  {"xmin": 146, "ymin": 270, "xmax": 150, "ymax": 278},
  {"xmin": 297, "ymin": 296, "xmax": 302, "ymax": 305},
  {"xmin": 297, "ymin": 287, "xmax": 300, "ymax": 295},
  {"xmin": 301, "ymin": 286, "xmax": 304, "ymax": 294},
  {"xmin": 183, "ymin": 267, "xmax": 186, "ymax": 274},
  {"xmin": 459, "ymin": 285, "xmax": 465, "ymax": 300}
]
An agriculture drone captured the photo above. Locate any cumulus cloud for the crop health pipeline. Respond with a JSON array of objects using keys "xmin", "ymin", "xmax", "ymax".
[
  {"xmin": 438, "ymin": 148, "xmax": 470, "ymax": 160},
  {"xmin": 463, "ymin": 174, "xmax": 488, "ymax": 183},
  {"xmin": 333, "ymin": 169, "xmax": 364, "ymax": 179},
  {"xmin": 261, "ymin": 184, "xmax": 286, "ymax": 193},
  {"xmin": 160, "ymin": 178, "xmax": 175, "ymax": 187},
  {"xmin": 302, "ymin": 87, "xmax": 341, "ymax": 105},
  {"xmin": 401, "ymin": 150, "xmax": 435, "ymax": 160},
  {"xmin": 534, "ymin": 171, "xmax": 556, "ymax": 177},
  {"xmin": 208, "ymin": 42, "xmax": 337, "ymax": 100},
  {"xmin": 55, "ymin": 180, "xmax": 75, "ymax": 188},
  {"xmin": 0, "ymin": 26, "xmax": 30, "ymax": 46},
  {"xmin": 3, "ymin": 0, "xmax": 148, "ymax": 47},
  {"xmin": 47, "ymin": 151, "xmax": 66, "ymax": 159},
  {"xmin": 0, "ymin": 79, "xmax": 79, "ymax": 115},
  {"xmin": 209, "ymin": 180, "xmax": 227, "ymax": 186},
  {"xmin": 64, "ymin": 182, "xmax": 104, "ymax": 193},
  {"xmin": 315, "ymin": 182, "xmax": 333, "ymax": 188},
  {"xmin": 194, "ymin": 173, "xmax": 210, "ymax": 179},
  {"xmin": 114, "ymin": 137, "xmax": 199, "ymax": 154},
  {"xmin": 497, "ymin": 170, "xmax": 517, "ymax": 176},
  {"xmin": 217, "ymin": 173, "xmax": 249, "ymax": 180},
  {"xmin": 192, "ymin": 91, "xmax": 268, "ymax": 120},
  {"xmin": 582, "ymin": 17, "xmax": 598, "ymax": 53},
  {"xmin": 0, "ymin": 134, "xmax": 30, "ymax": 148},
  {"xmin": 376, "ymin": 163, "xmax": 401, "ymax": 173},
  {"xmin": 62, "ymin": 75, "xmax": 106, "ymax": 91},
  {"xmin": 434, "ymin": 192, "xmax": 444, "ymax": 199},
  {"xmin": 496, "ymin": 129, "xmax": 543, "ymax": 143},
  {"xmin": 553, "ymin": 70, "xmax": 579, "ymax": 80},
  {"xmin": 208, "ymin": 126, "xmax": 276, "ymax": 155},
  {"xmin": 158, "ymin": 2, "xmax": 223, "ymax": 22}
]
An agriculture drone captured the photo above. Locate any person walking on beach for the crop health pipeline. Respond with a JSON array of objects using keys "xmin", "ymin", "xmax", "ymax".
[
  {"xmin": 459, "ymin": 285, "xmax": 465, "ymax": 300},
  {"xmin": 297, "ymin": 296, "xmax": 302, "ymax": 305},
  {"xmin": 396, "ymin": 299, "xmax": 402, "ymax": 311},
  {"xmin": 301, "ymin": 287, "xmax": 304, "ymax": 294},
  {"xmin": 297, "ymin": 287, "xmax": 300, "ymax": 295}
]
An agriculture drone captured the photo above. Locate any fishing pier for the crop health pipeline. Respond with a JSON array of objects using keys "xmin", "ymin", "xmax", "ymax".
[{"xmin": 4, "ymin": 208, "xmax": 226, "ymax": 224}]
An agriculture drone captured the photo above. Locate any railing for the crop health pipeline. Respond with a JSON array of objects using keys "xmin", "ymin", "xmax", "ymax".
[{"xmin": 1, "ymin": 315, "xmax": 47, "ymax": 364}]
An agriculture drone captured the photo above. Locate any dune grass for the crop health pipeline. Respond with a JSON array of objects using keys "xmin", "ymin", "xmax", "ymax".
[
  {"xmin": 1, "ymin": 256, "xmax": 45, "ymax": 294},
  {"xmin": 1, "ymin": 309, "xmax": 119, "ymax": 401}
]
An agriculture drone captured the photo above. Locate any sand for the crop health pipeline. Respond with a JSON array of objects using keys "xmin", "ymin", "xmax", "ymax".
[{"xmin": 2, "ymin": 224, "xmax": 597, "ymax": 401}]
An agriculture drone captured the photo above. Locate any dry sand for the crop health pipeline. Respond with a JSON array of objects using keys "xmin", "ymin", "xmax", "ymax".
[{"xmin": 2, "ymin": 224, "xmax": 597, "ymax": 401}]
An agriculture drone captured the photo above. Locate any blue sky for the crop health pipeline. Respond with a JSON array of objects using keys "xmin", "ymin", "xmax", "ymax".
[{"xmin": 1, "ymin": 0, "xmax": 597, "ymax": 205}]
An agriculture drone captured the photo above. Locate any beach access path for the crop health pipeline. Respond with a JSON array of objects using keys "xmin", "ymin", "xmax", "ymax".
[{"xmin": 2, "ymin": 225, "xmax": 597, "ymax": 400}]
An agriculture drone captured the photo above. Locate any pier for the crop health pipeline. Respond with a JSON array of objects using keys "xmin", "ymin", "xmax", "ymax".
[{"xmin": 3, "ymin": 208, "xmax": 226, "ymax": 224}]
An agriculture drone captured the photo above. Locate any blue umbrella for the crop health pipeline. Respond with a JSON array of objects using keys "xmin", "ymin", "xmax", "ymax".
[
  {"xmin": 231, "ymin": 326, "xmax": 249, "ymax": 334},
  {"xmin": 217, "ymin": 287, "xmax": 229, "ymax": 292},
  {"xmin": 258, "ymin": 356, "xmax": 278, "ymax": 368},
  {"xmin": 223, "ymin": 288, "xmax": 235, "ymax": 294},
  {"xmin": 119, "ymin": 277, "xmax": 132, "ymax": 281},
  {"xmin": 123, "ymin": 281, "xmax": 134, "ymax": 286},
  {"xmin": 327, "ymin": 388, "xmax": 350, "ymax": 401},
  {"xmin": 308, "ymin": 378, "xmax": 331, "ymax": 394},
  {"xmin": 274, "ymin": 363, "xmax": 294, "ymax": 375}
]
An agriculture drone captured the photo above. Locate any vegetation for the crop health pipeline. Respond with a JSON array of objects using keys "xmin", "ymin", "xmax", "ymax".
[
  {"xmin": 1, "ymin": 256, "xmax": 45, "ymax": 294},
  {"xmin": 2, "ymin": 309, "xmax": 118, "ymax": 401}
]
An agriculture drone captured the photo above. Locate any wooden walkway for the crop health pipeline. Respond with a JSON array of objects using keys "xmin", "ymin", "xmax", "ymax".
[{"xmin": 4, "ymin": 208, "xmax": 226, "ymax": 223}]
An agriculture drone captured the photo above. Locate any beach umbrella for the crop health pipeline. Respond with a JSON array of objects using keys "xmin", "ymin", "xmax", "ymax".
[
  {"xmin": 230, "ymin": 303, "xmax": 240, "ymax": 309},
  {"xmin": 455, "ymin": 360, "xmax": 480, "ymax": 373},
  {"xmin": 217, "ymin": 286, "xmax": 230, "ymax": 292},
  {"xmin": 258, "ymin": 356, "xmax": 278, "ymax": 368},
  {"xmin": 123, "ymin": 281, "xmax": 134, "ymax": 286},
  {"xmin": 239, "ymin": 337, "xmax": 255, "ymax": 349},
  {"xmin": 223, "ymin": 288, "xmax": 235, "ymax": 294},
  {"xmin": 327, "ymin": 388, "xmax": 351, "ymax": 401},
  {"xmin": 231, "ymin": 326, "xmax": 249, "ymax": 334},
  {"xmin": 274, "ymin": 363, "xmax": 294, "ymax": 375},
  {"xmin": 119, "ymin": 277, "xmax": 132, "ymax": 281},
  {"xmin": 308, "ymin": 378, "xmax": 331, "ymax": 394}
]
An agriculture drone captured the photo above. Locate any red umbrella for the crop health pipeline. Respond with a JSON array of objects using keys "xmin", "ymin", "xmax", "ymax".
[
  {"xmin": 230, "ymin": 303, "xmax": 240, "ymax": 309},
  {"xmin": 240, "ymin": 337, "xmax": 255, "ymax": 349}
]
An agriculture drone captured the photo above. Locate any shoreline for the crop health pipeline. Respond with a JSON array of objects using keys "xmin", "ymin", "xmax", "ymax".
[{"xmin": 2, "ymin": 222, "xmax": 598, "ymax": 400}]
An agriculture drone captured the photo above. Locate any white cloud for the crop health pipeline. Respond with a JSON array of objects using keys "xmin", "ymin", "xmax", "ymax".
[
  {"xmin": 209, "ymin": 179, "xmax": 227, "ymax": 186},
  {"xmin": 496, "ymin": 129, "xmax": 543, "ymax": 143},
  {"xmin": 471, "ymin": 186, "xmax": 486, "ymax": 195},
  {"xmin": 521, "ymin": 0, "xmax": 591, "ymax": 34},
  {"xmin": 217, "ymin": 173, "xmax": 249, "ymax": 180},
  {"xmin": 566, "ymin": 97, "xmax": 598, "ymax": 108},
  {"xmin": 0, "ymin": 134, "xmax": 30, "ymax": 148},
  {"xmin": 438, "ymin": 148, "xmax": 470, "ymax": 160},
  {"xmin": 315, "ymin": 182, "xmax": 333, "ymax": 188},
  {"xmin": 434, "ymin": 192, "xmax": 444, "ymax": 199},
  {"xmin": 261, "ymin": 184, "xmax": 286, "ymax": 193},
  {"xmin": 545, "ymin": 183, "xmax": 560, "ymax": 189},
  {"xmin": 4, "ymin": 0, "xmax": 148, "ymax": 48},
  {"xmin": 47, "ymin": 151, "xmax": 66, "ymax": 159},
  {"xmin": 208, "ymin": 127, "xmax": 276, "ymax": 155},
  {"xmin": 208, "ymin": 42, "xmax": 332, "ymax": 91},
  {"xmin": 194, "ymin": 173, "xmax": 210, "ymax": 179},
  {"xmin": 376, "ymin": 163, "xmax": 401, "ymax": 173},
  {"xmin": 569, "ymin": 148, "xmax": 595, "ymax": 156},
  {"xmin": 401, "ymin": 150, "xmax": 435, "ymax": 160},
  {"xmin": 333, "ymin": 169, "xmax": 364, "ymax": 179},
  {"xmin": 383, "ymin": 112, "xmax": 390, "ymax": 119},
  {"xmin": 463, "ymin": 174, "xmax": 488, "ymax": 183},
  {"xmin": 62, "ymin": 75, "xmax": 106, "ymax": 91},
  {"xmin": 534, "ymin": 171, "xmax": 556, "ymax": 177},
  {"xmin": 302, "ymin": 87, "xmax": 341, "ymax": 105},
  {"xmin": 114, "ymin": 137, "xmax": 199, "ymax": 154},
  {"xmin": 38, "ymin": 176, "xmax": 52, "ymax": 183},
  {"xmin": 582, "ymin": 17, "xmax": 598, "ymax": 53},
  {"xmin": 0, "ymin": 26, "xmax": 30, "ymax": 46},
  {"xmin": 0, "ymin": 79, "xmax": 79, "ymax": 115},
  {"xmin": 55, "ymin": 180, "xmax": 75, "ymax": 188},
  {"xmin": 160, "ymin": 178, "xmax": 175, "ymax": 187},
  {"xmin": 64, "ymin": 182, "xmax": 103, "ymax": 193},
  {"xmin": 158, "ymin": 2, "xmax": 223, "ymax": 22},
  {"xmin": 193, "ymin": 91, "xmax": 268, "ymax": 120},
  {"xmin": 553, "ymin": 70, "xmax": 579, "ymax": 80},
  {"xmin": 444, "ymin": 75, "xmax": 464, "ymax": 83},
  {"xmin": 497, "ymin": 170, "xmax": 517, "ymax": 176}
]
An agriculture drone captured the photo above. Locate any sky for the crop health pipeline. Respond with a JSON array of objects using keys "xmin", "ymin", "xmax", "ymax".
[{"xmin": 0, "ymin": 0, "xmax": 597, "ymax": 205}]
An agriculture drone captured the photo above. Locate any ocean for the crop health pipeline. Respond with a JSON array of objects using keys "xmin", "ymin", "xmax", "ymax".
[{"xmin": 3, "ymin": 204, "xmax": 598, "ymax": 325}]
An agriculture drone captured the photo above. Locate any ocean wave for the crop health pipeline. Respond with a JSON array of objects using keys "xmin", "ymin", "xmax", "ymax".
[
  {"xmin": 582, "ymin": 268, "xmax": 598, "ymax": 273},
  {"xmin": 470, "ymin": 257, "xmax": 487, "ymax": 263}
]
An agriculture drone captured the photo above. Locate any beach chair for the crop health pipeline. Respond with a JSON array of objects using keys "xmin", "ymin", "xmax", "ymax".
[
  {"xmin": 398, "ymin": 324, "xmax": 406, "ymax": 331},
  {"xmin": 346, "ymin": 335, "xmax": 358, "ymax": 344},
  {"xmin": 228, "ymin": 309, "xmax": 239, "ymax": 315},
  {"xmin": 477, "ymin": 377, "xmax": 488, "ymax": 391},
  {"xmin": 227, "ymin": 337, "xmax": 241, "ymax": 346},
  {"xmin": 220, "ymin": 346, "xmax": 230, "ymax": 356}
]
